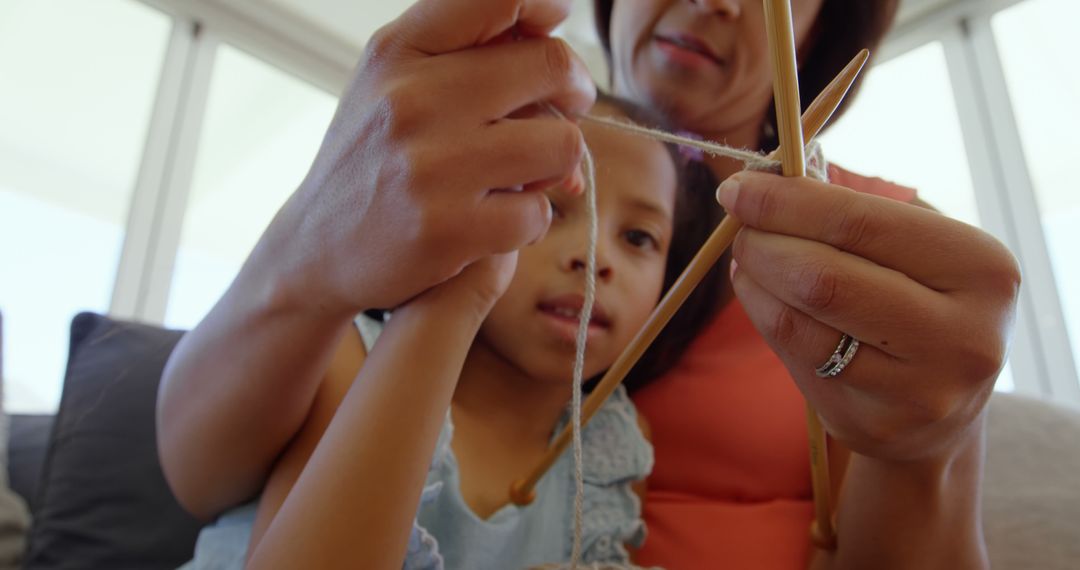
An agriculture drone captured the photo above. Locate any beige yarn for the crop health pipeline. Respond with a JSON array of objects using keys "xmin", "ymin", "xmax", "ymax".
[{"xmin": 529, "ymin": 109, "xmax": 828, "ymax": 570}]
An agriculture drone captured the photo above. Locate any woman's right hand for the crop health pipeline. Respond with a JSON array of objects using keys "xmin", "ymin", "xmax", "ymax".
[{"xmin": 250, "ymin": 0, "xmax": 595, "ymax": 318}]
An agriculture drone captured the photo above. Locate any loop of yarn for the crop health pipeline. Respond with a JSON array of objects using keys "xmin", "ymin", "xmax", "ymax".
[
  {"xmin": 579, "ymin": 114, "xmax": 829, "ymax": 182},
  {"xmin": 534, "ymin": 107, "xmax": 829, "ymax": 570}
]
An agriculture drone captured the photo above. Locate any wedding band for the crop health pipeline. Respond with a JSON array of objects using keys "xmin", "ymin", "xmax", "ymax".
[{"xmin": 815, "ymin": 334, "xmax": 860, "ymax": 378}]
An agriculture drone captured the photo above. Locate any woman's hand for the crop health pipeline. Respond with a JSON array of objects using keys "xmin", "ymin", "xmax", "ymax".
[
  {"xmin": 158, "ymin": 0, "xmax": 592, "ymax": 522},
  {"xmin": 251, "ymin": 0, "xmax": 595, "ymax": 317},
  {"xmin": 718, "ymin": 172, "xmax": 1020, "ymax": 464}
]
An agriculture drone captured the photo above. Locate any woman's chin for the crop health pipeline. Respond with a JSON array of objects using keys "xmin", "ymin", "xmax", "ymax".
[{"xmin": 634, "ymin": 81, "xmax": 717, "ymax": 129}]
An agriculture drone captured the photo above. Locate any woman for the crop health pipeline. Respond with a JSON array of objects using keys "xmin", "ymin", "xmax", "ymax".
[
  {"xmin": 597, "ymin": 1, "xmax": 1011, "ymax": 569},
  {"xmin": 158, "ymin": 0, "xmax": 1016, "ymax": 568}
]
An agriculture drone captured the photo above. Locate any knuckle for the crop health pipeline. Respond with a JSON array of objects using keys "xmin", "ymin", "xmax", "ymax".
[
  {"xmin": 793, "ymin": 262, "xmax": 839, "ymax": 313},
  {"xmin": 986, "ymin": 245, "xmax": 1023, "ymax": 299},
  {"xmin": 751, "ymin": 184, "xmax": 782, "ymax": 224},
  {"xmin": 375, "ymin": 80, "xmax": 427, "ymax": 140},
  {"xmin": 364, "ymin": 25, "xmax": 399, "ymax": 62},
  {"xmin": 957, "ymin": 338, "xmax": 1008, "ymax": 384},
  {"xmin": 767, "ymin": 303, "xmax": 802, "ymax": 348},
  {"xmin": 830, "ymin": 200, "xmax": 873, "ymax": 252},
  {"xmin": 390, "ymin": 142, "xmax": 433, "ymax": 193}
]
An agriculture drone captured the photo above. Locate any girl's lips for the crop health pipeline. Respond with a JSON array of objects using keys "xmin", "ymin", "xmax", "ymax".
[
  {"xmin": 538, "ymin": 306, "xmax": 609, "ymax": 327},
  {"xmin": 538, "ymin": 307, "xmax": 608, "ymax": 344},
  {"xmin": 536, "ymin": 294, "xmax": 612, "ymax": 345},
  {"xmin": 537, "ymin": 293, "xmax": 611, "ymax": 328}
]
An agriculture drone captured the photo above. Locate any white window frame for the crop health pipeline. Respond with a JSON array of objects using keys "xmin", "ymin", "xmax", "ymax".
[{"xmin": 879, "ymin": 0, "xmax": 1080, "ymax": 404}]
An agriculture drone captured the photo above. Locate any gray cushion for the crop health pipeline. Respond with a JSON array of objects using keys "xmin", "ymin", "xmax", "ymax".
[
  {"xmin": 0, "ymin": 311, "xmax": 31, "ymax": 570},
  {"xmin": 24, "ymin": 312, "xmax": 202, "ymax": 570},
  {"xmin": 984, "ymin": 392, "xmax": 1080, "ymax": 569},
  {"xmin": 7, "ymin": 414, "xmax": 53, "ymax": 512}
]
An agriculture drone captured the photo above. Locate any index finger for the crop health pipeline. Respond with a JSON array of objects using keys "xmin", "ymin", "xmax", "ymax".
[
  {"xmin": 390, "ymin": 0, "xmax": 572, "ymax": 56},
  {"xmin": 716, "ymin": 172, "xmax": 1008, "ymax": 291}
]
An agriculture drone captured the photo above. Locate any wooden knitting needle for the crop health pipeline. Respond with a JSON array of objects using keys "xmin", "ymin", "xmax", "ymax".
[
  {"xmin": 508, "ymin": 48, "xmax": 870, "ymax": 507},
  {"xmin": 762, "ymin": 0, "xmax": 836, "ymax": 549}
]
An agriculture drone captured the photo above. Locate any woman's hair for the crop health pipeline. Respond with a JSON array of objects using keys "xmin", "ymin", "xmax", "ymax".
[
  {"xmin": 594, "ymin": 93, "xmax": 725, "ymax": 393},
  {"xmin": 592, "ymin": 0, "xmax": 901, "ymax": 151}
]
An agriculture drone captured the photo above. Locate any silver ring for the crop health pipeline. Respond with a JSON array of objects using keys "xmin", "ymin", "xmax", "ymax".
[{"xmin": 815, "ymin": 334, "xmax": 860, "ymax": 378}]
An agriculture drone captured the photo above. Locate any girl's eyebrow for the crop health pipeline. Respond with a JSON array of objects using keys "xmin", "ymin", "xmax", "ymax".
[{"xmin": 625, "ymin": 196, "xmax": 674, "ymax": 221}]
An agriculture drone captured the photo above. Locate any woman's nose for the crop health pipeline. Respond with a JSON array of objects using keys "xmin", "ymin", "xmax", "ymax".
[
  {"xmin": 689, "ymin": 0, "xmax": 742, "ymax": 19},
  {"xmin": 569, "ymin": 256, "xmax": 613, "ymax": 281}
]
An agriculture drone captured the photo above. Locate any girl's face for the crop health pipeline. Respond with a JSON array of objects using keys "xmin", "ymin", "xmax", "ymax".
[
  {"xmin": 609, "ymin": 0, "xmax": 824, "ymax": 138},
  {"xmin": 477, "ymin": 105, "xmax": 677, "ymax": 384}
]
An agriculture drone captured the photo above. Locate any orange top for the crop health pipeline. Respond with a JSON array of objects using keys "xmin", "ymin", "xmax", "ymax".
[{"xmin": 632, "ymin": 167, "xmax": 915, "ymax": 569}]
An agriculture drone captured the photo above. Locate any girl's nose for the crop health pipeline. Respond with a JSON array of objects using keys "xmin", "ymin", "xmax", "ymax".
[{"xmin": 569, "ymin": 256, "xmax": 612, "ymax": 281}]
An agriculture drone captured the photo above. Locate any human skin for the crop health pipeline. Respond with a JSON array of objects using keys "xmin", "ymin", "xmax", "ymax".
[
  {"xmin": 244, "ymin": 105, "xmax": 677, "ymax": 568},
  {"xmin": 156, "ymin": 0, "xmax": 597, "ymax": 521},
  {"xmin": 156, "ymin": 0, "xmax": 1016, "ymax": 566},
  {"xmin": 609, "ymin": 0, "xmax": 1015, "ymax": 567}
]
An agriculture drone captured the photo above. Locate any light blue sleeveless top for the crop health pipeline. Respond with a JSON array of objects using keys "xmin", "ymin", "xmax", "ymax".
[{"xmin": 181, "ymin": 316, "xmax": 653, "ymax": 570}]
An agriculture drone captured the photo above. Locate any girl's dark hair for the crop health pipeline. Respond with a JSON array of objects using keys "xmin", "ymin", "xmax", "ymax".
[
  {"xmin": 592, "ymin": 0, "xmax": 901, "ymax": 151},
  {"xmin": 594, "ymin": 93, "xmax": 725, "ymax": 393},
  {"xmin": 372, "ymin": 94, "xmax": 725, "ymax": 394}
]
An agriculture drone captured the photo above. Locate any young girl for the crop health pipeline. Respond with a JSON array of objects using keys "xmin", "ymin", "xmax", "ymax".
[{"xmin": 180, "ymin": 94, "xmax": 722, "ymax": 570}]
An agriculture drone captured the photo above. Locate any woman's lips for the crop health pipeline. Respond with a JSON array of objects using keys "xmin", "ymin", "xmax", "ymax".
[{"xmin": 653, "ymin": 33, "xmax": 725, "ymax": 68}]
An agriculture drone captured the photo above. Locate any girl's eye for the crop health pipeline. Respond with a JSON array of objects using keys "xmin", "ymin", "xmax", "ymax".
[{"xmin": 625, "ymin": 229, "xmax": 659, "ymax": 250}]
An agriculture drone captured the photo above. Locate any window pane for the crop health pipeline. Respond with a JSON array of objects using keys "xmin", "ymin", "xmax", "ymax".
[
  {"xmin": 820, "ymin": 42, "xmax": 980, "ymax": 226},
  {"xmin": 164, "ymin": 45, "xmax": 336, "ymax": 329},
  {"xmin": 819, "ymin": 41, "xmax": 1016, "ymax": 391},
  {"xmin": 993, "ymin": 0, "xmax": 1080, "ymax": 386},
  {"xmin": 0, "ymin": 0, "xmax": 170, "ymax": 413}
]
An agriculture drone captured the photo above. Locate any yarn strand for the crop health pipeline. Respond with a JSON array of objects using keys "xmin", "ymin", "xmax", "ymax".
[
  {"xmin": 569, "ymin": 142, "xmax": 597, "ymax": 567},
  {"xmin": 530, "ymin": 108, "xmax": 826, "ymax": 570}
]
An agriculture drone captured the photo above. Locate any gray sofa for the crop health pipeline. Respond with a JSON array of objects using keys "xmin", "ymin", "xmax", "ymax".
[
  {"xmin": 6, "ymin": 312, "xmax": 1080, "ymax": 569},
  {"xmin": 11, "ymin": 313, "xmax": 202, "ymax": 570}
]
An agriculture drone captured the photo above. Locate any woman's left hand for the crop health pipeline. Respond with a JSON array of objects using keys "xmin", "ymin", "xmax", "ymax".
[{"xmin": 717, "ymin": 171, "xmax": 1021, "ymax": 463}]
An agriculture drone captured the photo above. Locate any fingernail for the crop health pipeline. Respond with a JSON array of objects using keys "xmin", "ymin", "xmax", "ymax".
[
  {"xmin": 567, "ymin": 169, "xmax": 585, "ymax": 196},
  {"xmin": 729, "ymin": 258, "xmax": 739, "ymax": 279},
  {"xmin": 716, "ymin": 176, "xmax": 741, "ymax": 209}
]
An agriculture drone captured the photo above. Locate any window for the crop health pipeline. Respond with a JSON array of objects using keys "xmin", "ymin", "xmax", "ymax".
[
  {"xmin": 0, "ymin": 0, "xmax": 170, "ymax": 413},
  {"xmin": 993, "ymin": 0, "xmax": 1080, "ymax": 385},
  {"xmin": 163, "ymin": 44, "xmax": 337, "ymax": 329},
  {"xmin": 819, "ymin": 41, "xmax": 1015, "ymax": 391},
  {"xmin": 820, "ymin": 42, "xmax": 980, "ymax": 226}
]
